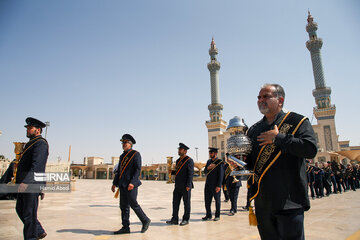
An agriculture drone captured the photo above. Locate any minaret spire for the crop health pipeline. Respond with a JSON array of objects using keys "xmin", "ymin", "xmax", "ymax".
[
  {"xmin": 207, "ymin": 37, "xmax": 222, "ymax": 119},
  {"xmin": 205, "ymin": 38, "xmax": 227, "ymax": 148},
  {"xmin": 306, "ymin": 13, "xmax": 339, "ymax": 153},
  {"xmin": 306, "ymin": 12, "xmax": 333, "ymax": 110}
]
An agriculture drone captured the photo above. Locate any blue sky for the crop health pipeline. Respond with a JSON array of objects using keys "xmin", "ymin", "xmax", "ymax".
[{"xmin": 1, "ymin": 0, "xmax": 359, "ymax": 165}]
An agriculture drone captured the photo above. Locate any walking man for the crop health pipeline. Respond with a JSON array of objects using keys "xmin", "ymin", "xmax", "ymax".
[
  {"xmin": 111, "ymin": 134, "xmax": 151, "ymax": 234},
  {"xmin": 16, "ymin": 117, "xmax": 48, "ymax": 240}
]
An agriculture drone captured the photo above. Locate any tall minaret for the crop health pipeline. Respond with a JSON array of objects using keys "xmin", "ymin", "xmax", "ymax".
[
  {"xmin": 306, "ymin": 12, "xmax": 339, "ymax": 154},
  {"xmin": 205, "ymin": 38, "xmax": 227, "ymax": 150}
]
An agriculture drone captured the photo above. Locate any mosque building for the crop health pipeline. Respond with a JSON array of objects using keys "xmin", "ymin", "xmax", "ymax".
[{"xmin": 206, "ymin": 13, "xmax": 359, "ymax": 164}]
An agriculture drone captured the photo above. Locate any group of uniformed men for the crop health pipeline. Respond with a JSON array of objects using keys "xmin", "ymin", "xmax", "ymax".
[
  {"xmin": 306, "ymin": 160, "xmax": 359, "ymax": 199},
  {"xmin": 12, "ymin": 83, "xmax": 321, "ymax": 240}
]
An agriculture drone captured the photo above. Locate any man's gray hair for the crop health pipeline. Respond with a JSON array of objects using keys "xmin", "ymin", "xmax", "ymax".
[{"xmin": 262, "ymin": 83, "xmax": 285, "ymax": 99}]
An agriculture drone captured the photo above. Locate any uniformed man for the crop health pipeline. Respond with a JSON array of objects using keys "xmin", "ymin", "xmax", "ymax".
[
  {"xmin": 16, "ymin": 117, "xmax": 48, "ymax": 239},
  {"xmin": 313, "ymin": 162, "xmax": 324, "ymax": 198},
  {"xmin": 111, "ymin": 134, "xmax": 151, "ymax": 234},
  {"xmin": 225, "ymin": 154, "xmax": 242, "ymax": 216},
  {"xmin": 306, "ymin": 160, "xmax": 316, "ymax": 200},
  {"xmin": 202, "ymin": 147, "xmax": 224, "ymax": 221},
  {"xmin": 322, "ymin": 162, "xmax": 333, "ymax": 196},
  {"xmin": 166, "ymin": 143, "xmax": 194, "ymax": 226},
  {"xmin": 246, "ymin": 84, "xmax": 317, "ymax": 240}
]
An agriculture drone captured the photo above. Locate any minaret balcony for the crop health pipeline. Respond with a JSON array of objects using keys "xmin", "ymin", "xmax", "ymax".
[
  {"xmin": 208, "ymin": 103, "xmax": 223, "ymax": 111},
  {"xmin": 207, "ymin": 62, "xmax": 220, "ymax": 71},
  {"xmin": 306, "ymin": 39, "xmax": 323, "ymax": 51},
  {"xmin": 312, "ymin": 87, "xmax": 331, "ymax": 97},
  {"xmin": 313, "ymin": 105, "xmax": 336, "ymax": 118}
]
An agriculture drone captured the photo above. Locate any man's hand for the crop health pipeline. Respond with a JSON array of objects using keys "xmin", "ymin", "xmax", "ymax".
[
  {"xmin": 258, "ymin": 125, "xmax": 279, "ymax": 146},
  {"xmin": 215, "ymin": 187, "xmax": 220, "ymax": 193},
  {"xmin": 207, "ymin": 163, "xmax": 215, "ymax": 170},
  {"xmin": 186, "ymin": 187, "xmax": 190, "ymax": 191},
  {"xmin": 128, "ymin": 183, "xmax": 134, "ymax": 191},
  {"xmin": 111, "ymin": 185, "xmax": 116, "ymax": 193},
  {"xmin": 18, "ymin": 183, "xmax": 28, "ymax": 193}
]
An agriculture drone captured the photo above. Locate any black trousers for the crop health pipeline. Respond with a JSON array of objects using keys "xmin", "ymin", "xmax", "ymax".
[
  {"xmin": 308, "ymin": 182, "xmax": 315, "ymax": 198},
  {"xmin": 228, "ymin": 186, "xmax": 240, "ymax": 212},
  {"xmin": 255, "ymin": 205, "xmax": 305, "ymax": 240},
  {"xmin": 222, "ymin": 184, "xmax": 229, "ymax": 200},
  {"xmin": 16, "ymin": 193, "xmax": 45, "ymax": 240},
  {"xmin": 323, "ymin": 179, "xmax": 332, "ymax": 195},
  {"xmin": 119, "ymin": 187, "xmax": 149, "ymax": 229},
  {"xmin": 314, "ymin": 179, "xmax": 323, "ymax": 197},
  {"xmin": 330, "ymin": 176, "xmax": 338, "ymax": 193},
  {"xmin": 204, "ymin": 186, "xmax": 221, "ymax": 218},
  {"xmin": 335, "ymin": 175, "xmax": 343, "ymax": 193},
  {"xmin": 171, "ymin": 187, "xmax": 191, "ymax": 222}
]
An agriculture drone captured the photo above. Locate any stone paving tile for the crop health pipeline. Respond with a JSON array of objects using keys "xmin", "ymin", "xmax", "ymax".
[{"xmin": 1, "ymin": 179, "xmax": 359, "ymax": 240}]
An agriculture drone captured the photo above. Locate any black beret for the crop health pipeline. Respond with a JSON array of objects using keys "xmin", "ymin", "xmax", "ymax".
[
  {"xmin": 24, "ymin": 117, "xmax": 46, "ymax": 128},
  {"xmin": 120, "ymin": 134, "xmax": 136, "ymax": 144},
  {"xmin": 208, "ymin": 147, "xmax": 218, "ymax": 153},
  {"xmin": 178, "ymin": 143, "xmax": 189, "ymax": 150}
]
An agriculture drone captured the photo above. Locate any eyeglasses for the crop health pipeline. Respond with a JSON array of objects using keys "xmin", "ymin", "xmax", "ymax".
[{"xmin": 257, "ymin": 94, "xmax": 276, "ymax": 100}]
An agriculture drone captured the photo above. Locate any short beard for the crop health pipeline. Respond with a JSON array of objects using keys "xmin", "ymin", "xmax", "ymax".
[
  {"xmin": 258, "ymin": 105, "xmax": 269, "ymax": 115},
  {"xmin": 27, "ymin": 132, "xmax": 36, "ymax": 138}
]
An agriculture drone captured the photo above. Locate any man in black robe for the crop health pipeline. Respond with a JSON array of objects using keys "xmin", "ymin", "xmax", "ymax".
[{"xmin": 246, "ymin": 84, "xmax": 317, "ymax": 240}]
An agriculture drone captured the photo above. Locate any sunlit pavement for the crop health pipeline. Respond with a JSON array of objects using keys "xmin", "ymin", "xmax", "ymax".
[{"xmin": 1, "ymin": 179, "xmax": 359, "ymax": 240}]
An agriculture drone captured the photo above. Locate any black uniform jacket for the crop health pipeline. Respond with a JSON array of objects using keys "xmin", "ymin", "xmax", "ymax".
[
  {"xmin": 113, "ymin": 149, "xmax": 142, "ymax": 188},
  {"xmin": 246, "ymin": 110, "xmax": 317, "ymax": 211},
  {"xmin": 173, "ymin": 156, "xmax": 194, "ymax": 189},
  {"xmin": 16, "ymin": 135, "xmax": 49, "ymax": 185},
  {"xmin": 204, "ymin": 158, "xmax": 224, "ymax": 189}
]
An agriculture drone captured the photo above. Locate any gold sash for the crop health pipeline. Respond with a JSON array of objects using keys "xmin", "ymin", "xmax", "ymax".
[
  {"xmin": 119, "ymin": 150, "xmax": 137, "ymax": 179},
  {"xmin": 206, "ymin": 158, "xmax": 222, "ymax": 177},
  {"xmin": 175, "ymin": 156, "xmax": 190, "ymax": 176}
]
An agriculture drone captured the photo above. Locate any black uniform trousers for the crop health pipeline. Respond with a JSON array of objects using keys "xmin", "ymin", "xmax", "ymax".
[
  {"xmin": 228, "ymin": 185, "xmax": 240, "ymax": 212},
  {"xmin": 255, "ymin": 205, "xmax": 305, "ymax": 240},
  {"xmin": 309, "ymin": 182, "xmax": 315, "ymax": 198},
  {"xmin": 16, "ymin": 193, "xmax": 45, "ymax": 240},
  {"xmin": 331, "ymin": 175, "xmax": 338, "ymax": 193},
  {"xmin": 222, "ymin": 185, "xmax": 229, "ymax": 201},
  {"xmin": 314, "ymin": 179, "xmax": 324, "ymax": 197},
  {"xmin": 119, "ymin": 187, "xmax": 149, "ymax": 229},
  {"xmin": 204, "ymin": 187, "xmax": 221, "ymax": 218},
  {"xmin": 171, "ymin": 187, "xmax": 191, "ymax": 222},
  {"xmin": 335, "ymin": 175, "xmax": 343, "ymax": 193}
]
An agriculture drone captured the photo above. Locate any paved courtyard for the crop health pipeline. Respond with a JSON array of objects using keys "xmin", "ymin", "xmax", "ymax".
[{"xmin": 1, "ymin": 179, "xmax": 359, "ymax": 240}]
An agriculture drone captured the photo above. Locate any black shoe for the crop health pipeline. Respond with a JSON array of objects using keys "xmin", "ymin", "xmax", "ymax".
[
  {"xmin": 312, "ymin": 197, "xmax": 315, "ymax": 200},
  {"xmin": 114, "ymin": 228, "xmax": 130, "ymax": 234},
  {"xmin": 166, "ymin": 220, "xmax": 178, "ymax": 225},
  {"xmin": 202, "ymin": 216, "xmax": 212, "ymax": 221},
  {"xmin": 242, "ymin": 206, "xmax": 249, "ymax": 211},
  {"xmin": 141, "ymin": 219, "xmax": 151, "ymax": 233},
  {"xmin": 37, "ymin": 232, "xmax": 47, "ymax": 240},
  {"xmin": 224, "ymin": 199, "xmax": 229, "ymax": 202},
  {"xmin": 180, "ymin": 220, "xmax": 189, "ymax": 226},
  {"xmin": 213, "ymin": 217, "xmax": 220, "ymax": 221}
]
